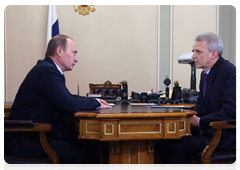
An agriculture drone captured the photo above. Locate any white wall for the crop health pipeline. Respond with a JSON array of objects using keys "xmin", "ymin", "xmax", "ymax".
[
  {"xmin": 5, "ymin": 5, "xmax": 225, "ymax": 101},
  {"xmin": 172, "ymin": 5, "xmax": 217, "ymax": 91},
  {"xmin": 5, "ymin": 5, "xmax": 157, "ymax": 101}
]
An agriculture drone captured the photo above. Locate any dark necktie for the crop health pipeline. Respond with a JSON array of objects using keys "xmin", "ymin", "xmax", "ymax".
[
  {"xmin": 202, "ymin": 73, "xmax": 208, "ymax": 99},
  {"xmin": 61, "ymin": 74, "xmax": 65, "ymax": 85}
]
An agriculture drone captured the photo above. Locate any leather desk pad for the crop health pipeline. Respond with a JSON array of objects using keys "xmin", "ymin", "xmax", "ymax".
[{"xmin": 85, "ymin": 104, "xmax": 182, "ymax": 114}]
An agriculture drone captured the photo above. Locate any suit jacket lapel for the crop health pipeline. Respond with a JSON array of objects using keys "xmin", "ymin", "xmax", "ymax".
[
  {"xmin": 204, "ymin": 57, "xmax": 224, "ymax": 109},
  {"xmin": 204, "ymin": 69, "xmax": 215, "ymax": 106},
  {"xmin": 44, "ymin": 56, "xmax": 65, "ymax": 84}
]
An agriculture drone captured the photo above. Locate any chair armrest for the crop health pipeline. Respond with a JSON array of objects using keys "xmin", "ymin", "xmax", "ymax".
[
  {"xmin": 210, "ymin": 119, "xmax": 236, "ymax": 129},
  {"xmin": 201, "ymin": 119, "xmax": 236, "ymax": 164},
  {"xmin": 4, "ymin": 120, "xmax": 59, "ymax": 164},
  {"xmin": 4, "ymin": 120, "xmax": 35, "ymax": 128},
  {"xmin": 4, "ymin": 120, "xmax": 51, "ymax": 132}
]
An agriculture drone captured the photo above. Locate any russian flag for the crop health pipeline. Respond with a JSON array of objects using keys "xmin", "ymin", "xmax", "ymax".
[{"xmin": 47, "ymin": 5, "xmax": 59, "ymax": 44}]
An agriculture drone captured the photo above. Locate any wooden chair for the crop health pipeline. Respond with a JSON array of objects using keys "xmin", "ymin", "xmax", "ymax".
[
  {"xmin": 192, "ymin": 119, "xmax": 236, "ymax": 164},
  {"xmin": 4, "ymin": 120, "xmax": 59, "ymax": 164},
  {"xmin": 4, "ymin": 101, "xmax": 13, "ymax": 119},
  {"xmin": 89, "ymin": 80, "xmax": 121, "ymax": 97}
]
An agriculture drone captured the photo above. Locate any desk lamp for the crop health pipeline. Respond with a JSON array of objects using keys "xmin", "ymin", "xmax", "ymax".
[
  {"xmin": 177, "ymin": 52, "xmax": 198, "ymax": 103},
  {"xmin": 177, "ymin": 52, "xmax": 196, "ymax": 90}
]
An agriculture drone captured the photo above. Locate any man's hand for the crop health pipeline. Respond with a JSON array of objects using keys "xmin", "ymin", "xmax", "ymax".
[
  {"xmin": 98, "ymin": 99, "xmax": 112, "ymax": 109},
  {"xmin": 98, "ymin": 99, "xmax": 109, "ymax": 106},
  {"xmin": 190, "ymin": 115, "xmax": 200, "ymax": 127}
]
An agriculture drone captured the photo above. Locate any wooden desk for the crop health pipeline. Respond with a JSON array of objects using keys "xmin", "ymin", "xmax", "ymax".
[{"xmin": 74, "ymin": 103, "xmax": 196, "ymax": 164}]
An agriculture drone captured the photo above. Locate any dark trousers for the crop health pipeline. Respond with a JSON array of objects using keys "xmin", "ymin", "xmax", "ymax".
[
  {"xmin": 48, "ymin": 138, "xmax": 85, "ymax": 170},
  {"xmin": 48, "ymin": 138, "xmax": 101, "ymax": 164},
  {"xmin": 5, "ymin": 133, "xmax": 101, "ymax": 164},
  {"xmin": 155, "ymin": 135, "xmax": 206, "ymax": 164}
]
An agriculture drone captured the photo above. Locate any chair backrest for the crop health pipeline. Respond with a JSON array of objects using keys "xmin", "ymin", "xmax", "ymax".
[{"xmin": 89, "ymin": 80, "xmax": 121, "ymax": 97}]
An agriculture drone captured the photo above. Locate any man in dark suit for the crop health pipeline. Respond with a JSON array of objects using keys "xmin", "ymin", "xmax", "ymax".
[
  {"xmin": 5, "ymin": 34, "xmax": 111, "ymax": 163},
  {"xmin": 155, "ymin": 32, "xmax": 236, "ymax": 163}
]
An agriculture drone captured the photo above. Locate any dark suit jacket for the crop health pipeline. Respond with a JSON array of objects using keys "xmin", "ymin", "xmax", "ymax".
[
  {"xmin": 193, "ymin": 56, "xmax": 236, "ymax": 150},
  {"xmin": 5, "ymin": 57, "xmax": 100, "ymax": 157}
]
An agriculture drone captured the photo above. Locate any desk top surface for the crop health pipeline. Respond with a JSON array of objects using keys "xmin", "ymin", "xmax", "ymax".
[
  {"xmin": 76, "ymin": 103, "xmax": 193, "ymax": 114},
  {"xmin": 4, "ymin": 102, "xmax": 195, "ymax": 118}
]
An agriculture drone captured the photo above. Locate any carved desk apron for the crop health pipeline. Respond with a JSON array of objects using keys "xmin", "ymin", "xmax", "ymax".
[{"xmin": 74, "ymin": 104, "xmax": 196, "ymax": 164}]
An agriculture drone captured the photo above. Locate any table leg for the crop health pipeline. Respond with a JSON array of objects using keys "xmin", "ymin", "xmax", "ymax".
[{"xmin": 109, "ymin": 140, "xmax": 155, "ymax": 164}]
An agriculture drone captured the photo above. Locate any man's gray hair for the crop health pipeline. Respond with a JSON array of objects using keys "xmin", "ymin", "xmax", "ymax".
[{"xmin": 195, "ymin": 32, "xmax": 223, "ymax": 57}]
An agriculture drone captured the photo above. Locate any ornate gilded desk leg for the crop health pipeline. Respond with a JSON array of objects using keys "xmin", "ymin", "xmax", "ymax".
[
  {"xmin": 147, "ymin": 140, "xmax": 155, "ymax": 153},
  {"xmin": 109, "ymin": 141, "xmax": 122, "ymax": 164},
  {"xmin": 124, "ymin": 140, "xmax": 154, "ymax": 164},
  {"xmin": 146, "ymin": 140, "xmax": 155, "ymax": 164},
  {"xmin": 110, "ymin": 141, "xmax": 121, "ymax": 154}
]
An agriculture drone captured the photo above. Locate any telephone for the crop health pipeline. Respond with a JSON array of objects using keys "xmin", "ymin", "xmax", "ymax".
[{"xmin": 119, "ymin": 81, "xmax": 128, "ymax": 103}]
